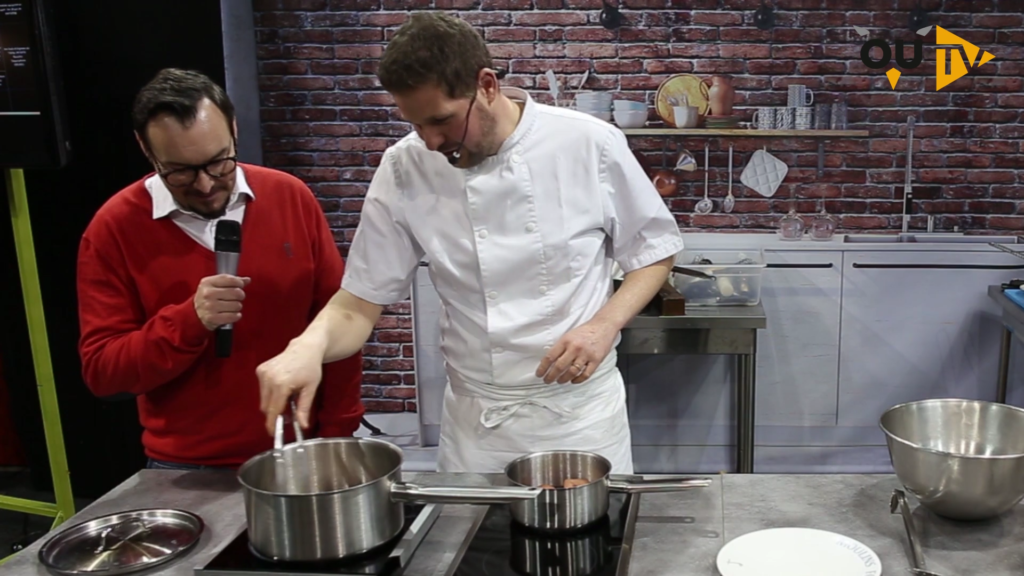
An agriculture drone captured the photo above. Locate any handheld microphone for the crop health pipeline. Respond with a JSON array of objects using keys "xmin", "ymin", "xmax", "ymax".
[{"xmin": 214, "ymin": 219, "xmax": 242, "ymax": 358}]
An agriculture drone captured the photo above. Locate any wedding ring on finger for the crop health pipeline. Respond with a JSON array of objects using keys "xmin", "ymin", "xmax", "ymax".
[{"xmin": 572, "ymin": 362, "xmax": 585, "ymax": 374}]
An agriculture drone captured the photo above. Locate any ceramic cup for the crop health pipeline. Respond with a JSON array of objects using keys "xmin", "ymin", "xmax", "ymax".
[
  {"xmin": 814, "ymin": 103, "xmax": 832, "ymax": 129},
  {"xmin": 774, "ymin": 107, "xmax": 794, "ymax": 130},
  {"xmin": 831, "ymin": 101, "xmax": 848, "ymax": 130},
  {"xmin": 752, "ymin": 107, "xmax": 775, "ymax": 130},
  {"xmin": 673, "ymin": 106, "xmax": 699, "ymax": 128},
  {"xmin": 795, "ymin": 107, "xmax": 813, "ymax": 130},
  {"xmin": 787, "ymin": 84, "xmax": 814, "ymax": 107}
]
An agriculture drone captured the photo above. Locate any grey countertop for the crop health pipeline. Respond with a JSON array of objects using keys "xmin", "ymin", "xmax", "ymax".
[
  {"xmin": 989, "ymin": 284, "xmax": 1024, "ymax": 333},
  {"xmin": 625, "ymin": 303, "xmax": 767, "ymax": 331},
  {"xmin": 5, "ymin": 471, "xmax": 1024, "ymax": 575}
]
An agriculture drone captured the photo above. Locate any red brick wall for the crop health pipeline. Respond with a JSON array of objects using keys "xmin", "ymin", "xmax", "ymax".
[{"xmin": 253, "ymin": 0, "xmax": 1024, "ymax": 411}]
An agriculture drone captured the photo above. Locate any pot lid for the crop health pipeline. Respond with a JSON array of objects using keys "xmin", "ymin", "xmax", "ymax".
[{"xmin": 38, "ymin": 508, "xmax": 204, "ymax": 575}]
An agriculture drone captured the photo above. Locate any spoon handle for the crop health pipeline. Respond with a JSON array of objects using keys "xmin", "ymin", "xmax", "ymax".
[
  {"xmin": 704, "ymin": 143, "xmax": 709, "ymax": 198},
  {"xmin": 728, "ymin": 144, "xmax": 733, "ymax": 195}
]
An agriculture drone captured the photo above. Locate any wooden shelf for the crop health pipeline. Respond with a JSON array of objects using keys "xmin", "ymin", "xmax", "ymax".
[{"xmin": 620, "ymin": 128, "xmax": 870, "ymax": 137}]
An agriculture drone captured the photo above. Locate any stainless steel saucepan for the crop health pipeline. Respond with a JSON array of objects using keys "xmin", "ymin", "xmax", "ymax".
[
  {"xmin": 504, "ymin": 450, "xmax": 711, "ymax": 531},
  {"xmin": 238, "ymin": 424, "xmax": 541, "ymax": 563}
]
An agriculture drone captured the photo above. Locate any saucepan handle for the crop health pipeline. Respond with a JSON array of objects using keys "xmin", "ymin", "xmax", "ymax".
[
  {"xmin": 606, "ymin": 476, "xmax": 712, "ymax": 494},
  {"xmin": 391, "ymin": 483, "xmax": 542, "ymax": 504}
]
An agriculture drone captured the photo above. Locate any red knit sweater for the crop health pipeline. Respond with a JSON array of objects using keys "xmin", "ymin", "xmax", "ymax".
[{"xmin": 76, "ymin": 164, "xmax": 364, "ymax": 466}]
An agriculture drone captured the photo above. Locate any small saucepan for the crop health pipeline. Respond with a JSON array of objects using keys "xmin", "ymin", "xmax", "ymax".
[{"xmin": 504, "ymin": 450, "xmax": 711, "ymax": 532}]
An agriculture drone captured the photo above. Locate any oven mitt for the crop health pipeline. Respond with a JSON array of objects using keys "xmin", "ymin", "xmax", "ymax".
[{"xmin": 741, "ymin": 148, "xmax": 788, "ymax": 198}]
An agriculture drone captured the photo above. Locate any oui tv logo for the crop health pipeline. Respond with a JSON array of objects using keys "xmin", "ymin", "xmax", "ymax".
[{"xmin": 858, "ymin": 26, "xmax": 996, "ymax": 91}]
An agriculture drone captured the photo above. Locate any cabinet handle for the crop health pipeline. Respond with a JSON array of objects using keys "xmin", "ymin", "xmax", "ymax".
[
  {"xmin": 852, "ymin": 263, "xmax": 1024, "ymax": 270},
  {"xmin": 766, "ymin": 263, "xmax": 834, "ymax": 269}
]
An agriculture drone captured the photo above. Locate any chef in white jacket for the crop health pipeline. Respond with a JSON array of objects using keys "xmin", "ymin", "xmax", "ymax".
[{"xmin": 256, "ymin": 12, "xmax": 683, "ymax": 474}]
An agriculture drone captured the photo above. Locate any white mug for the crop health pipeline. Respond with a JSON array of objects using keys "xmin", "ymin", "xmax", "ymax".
[
  {"xmin": 752, "ymin": 107, "xmax": 775, "ymax": 130},
  {"xmin": 673, "ymin": 106, "xmax": 699, "ymax": 128},
  {"xmin": 788, "ymin": 84, "xmax": 814, "ymax": 107},
  {"xmin": 795, "ymin": 107, "xmax": 813, "ymax": 130},
  {"xmin": 774, "ymin": 107, "xmax": 795, "ymax": 130}
]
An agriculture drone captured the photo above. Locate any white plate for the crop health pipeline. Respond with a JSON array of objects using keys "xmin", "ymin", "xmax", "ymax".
[{"xmin": 716, "ymin": 528, "xmax": 882, "ymax": 576}]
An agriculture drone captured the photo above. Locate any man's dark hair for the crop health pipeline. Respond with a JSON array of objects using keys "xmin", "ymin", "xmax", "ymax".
[
  {"xmin": 377, "ymin": 12, "xmax": 493, "ymax": 99},
  {"xmin": 132, "ymin": 68, "xmax": 236, "ymax": 149}
]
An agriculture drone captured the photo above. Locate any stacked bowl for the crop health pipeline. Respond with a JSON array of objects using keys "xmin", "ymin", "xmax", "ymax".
[
  {"xmin": 613, "ymin": 99, "xmax": 647, "ymax": 128},
  {"xmin": 574, "ymin": 91, "xmax": 613, "ymax": 121}
]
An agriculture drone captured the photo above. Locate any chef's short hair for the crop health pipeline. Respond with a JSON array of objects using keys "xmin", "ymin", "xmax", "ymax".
[
  {"xmin": 132, "ymin": 68, "xmax": 236, "ymax": 150},
  {"xmin": 377, "ymin": 12, "xmax": 493, "ymax": 99}
]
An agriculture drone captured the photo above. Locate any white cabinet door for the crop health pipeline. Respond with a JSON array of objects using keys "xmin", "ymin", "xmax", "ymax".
[
  {"xmin": 756, "ymin": 251, "xmax": 843, "ymax": 427},
  {"xmin": 837, "ymin": 250, "xmax": 1024, "ymax": 439}
]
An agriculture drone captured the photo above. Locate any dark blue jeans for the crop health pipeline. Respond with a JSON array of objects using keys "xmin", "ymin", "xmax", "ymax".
[{"xmin": 146, "ymin": 458, "xmax": 233, "ymax": 471}]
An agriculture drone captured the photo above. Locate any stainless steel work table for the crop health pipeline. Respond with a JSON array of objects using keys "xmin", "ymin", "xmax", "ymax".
[
  {"xmin": 619, "ymin": 304, "xmax": 767, "ymax": 473},
  {"xmin": 6, "ymin": 470, "xmax": 1024, "ymax": 575},
  {"xmin": 989, "ymin": 284, "xmax": 1024, "ymax": 404}
]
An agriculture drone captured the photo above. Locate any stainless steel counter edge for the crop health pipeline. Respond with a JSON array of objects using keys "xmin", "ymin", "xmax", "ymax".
[
  {"xmin": 624, "ymin": 304, "xmax": 767, "ymax": 330},
  {"xmin": 989, "ymin": 284, "xmax": 1024, "ymax": 330},
  {"xmin": 6, "ymin": 472, "xmax": 1024, "ymax": 575}
]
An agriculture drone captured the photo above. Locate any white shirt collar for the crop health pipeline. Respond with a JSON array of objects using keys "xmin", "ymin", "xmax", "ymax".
[
  {"xmin": 496, "ymin": 86, "xmax": 538, "ymax": 154},
  {"xmin": 146, "ymin": 165, "xmax": 254, "ymax": 220}
]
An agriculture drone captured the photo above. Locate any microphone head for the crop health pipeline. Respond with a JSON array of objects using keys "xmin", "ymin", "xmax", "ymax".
[{"xmin": 214, "ymin": 219, "xmax": 242, "ymax": 253}]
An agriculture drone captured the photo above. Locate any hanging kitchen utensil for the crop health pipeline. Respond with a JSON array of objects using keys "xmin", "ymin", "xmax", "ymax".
[
  {"xmin": 741, "ymin": 146, "xmax": 788, "ymax": 198},
  {"xmin": 753, "ymin": 0, "xmax": 775, "ymax": 30},
  {"xmin": 674, "ymin": 148, "xmax": 697, "ymax": 172},
  {"xmin": 695, "ymin": 143, "xmax": 713, "ymax": 214},
  {"xmin": 38, "ymin": 509, "xmax": 204, "ymax": 575},
  {"xmin": 909, "ymin": 0, "xmax": 929, "ymax": 31},
  {"xmin": 599, "ymin": 0, "xmax": 625, "ymax": 29},
  {"xmin": 724, "ymin": 144, "xmax": 736, "ymax": 213}
]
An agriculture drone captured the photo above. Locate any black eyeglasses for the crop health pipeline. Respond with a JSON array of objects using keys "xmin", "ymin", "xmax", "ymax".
[{"xmin": 158, "ymin": 156, "xmax": 239, "ymax": 187}]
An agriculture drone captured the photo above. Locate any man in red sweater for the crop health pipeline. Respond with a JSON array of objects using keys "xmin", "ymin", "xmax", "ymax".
[{"xmin": 76, "ymin": 68, "xmax": 365, "ymax": 469}]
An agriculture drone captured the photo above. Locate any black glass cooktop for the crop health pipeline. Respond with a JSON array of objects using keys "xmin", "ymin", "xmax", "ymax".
[
  {"xmin": 195, "ymin": 504, "xmax": 434, "ymax": 576},
  {"xmin": 449, "ymin": 493, "xmax": 634, "ymax": 576}
]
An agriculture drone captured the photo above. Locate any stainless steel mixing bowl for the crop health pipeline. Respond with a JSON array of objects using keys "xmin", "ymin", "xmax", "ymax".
[{"xmin": 880, "ymin": 398, "xmax": 1024, "ymax": 521}]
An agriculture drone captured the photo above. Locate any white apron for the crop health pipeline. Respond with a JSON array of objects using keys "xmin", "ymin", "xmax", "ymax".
[{"xmin": 436, "ymin": 351, "xmax": 634, "ymax": 474}]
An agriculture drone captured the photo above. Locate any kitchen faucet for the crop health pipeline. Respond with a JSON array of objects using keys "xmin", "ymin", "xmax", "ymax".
[{"xmin": 902, "ymin": 116, "xmax": 914, "ymax": 233}]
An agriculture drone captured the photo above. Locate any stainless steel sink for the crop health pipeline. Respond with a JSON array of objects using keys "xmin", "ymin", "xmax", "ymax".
[
  {"xmin": 843, "ymin": 234, "xmax": 904, "ymax": 243},
  {"xmin": 843, "ymin": 233, "xmax": 1020, "ymax": 244}
]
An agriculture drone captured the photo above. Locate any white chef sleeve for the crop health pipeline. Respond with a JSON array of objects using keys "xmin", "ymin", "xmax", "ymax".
[
  {"xmin": 598, "ymin": 128, "xmax": 685, "ymax": 273},
  {"xmin": 341, "ymin": 149, "xmax": 425, "ymax": 305}
]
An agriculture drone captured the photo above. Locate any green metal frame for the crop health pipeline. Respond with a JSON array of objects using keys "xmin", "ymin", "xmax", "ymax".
[{"xmin": 0, "ymin": 168, "xmax": 75, "ymax": 564}]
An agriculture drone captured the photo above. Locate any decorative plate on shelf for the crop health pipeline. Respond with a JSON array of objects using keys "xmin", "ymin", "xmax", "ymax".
[{"xmin": 654, "ymin": 74, "xmax": 710, "ymax": 127}]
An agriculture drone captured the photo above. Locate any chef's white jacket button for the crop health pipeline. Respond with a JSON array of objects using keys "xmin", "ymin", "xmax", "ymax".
[
  {"xmin": 525, "ymin": 223, "xmax": 537, "ymax": 232},
  {"xmin": 478, "ymin": 229, "xmax": 488, "ymax": 239},
  {"xmin": 539, "ymin": 286, "xmax": 548, "ymax": 294},
  {"xmin": 488, "ymin": 291, "xmax": 498, "ymax": 300},
  {"xmin": 494, "ymin": 347, "xmax": 504, "ymax": 354},
  {"xmin": 512, "ymin": 154, "xmax": 522, "ymax": 163}
]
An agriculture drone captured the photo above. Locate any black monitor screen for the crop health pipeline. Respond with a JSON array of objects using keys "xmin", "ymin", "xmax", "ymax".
[
  {"xmin": 0, "ymin": 2, "xmax": 41, "ymax": 116},
  {"xmin": 0, "ymin": 0, "xmax": 69, "ymax": 169}
]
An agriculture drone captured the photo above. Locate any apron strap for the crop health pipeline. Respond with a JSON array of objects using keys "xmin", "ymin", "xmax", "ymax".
[{"xmin": 480, "ymin": 398, "xmax": 575, "ymax": 429}]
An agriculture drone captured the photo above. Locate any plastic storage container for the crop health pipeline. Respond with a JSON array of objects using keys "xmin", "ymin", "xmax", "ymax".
[{"xmin": 671, "ymin": 248, "xmax": 766, "ymax": 306}]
